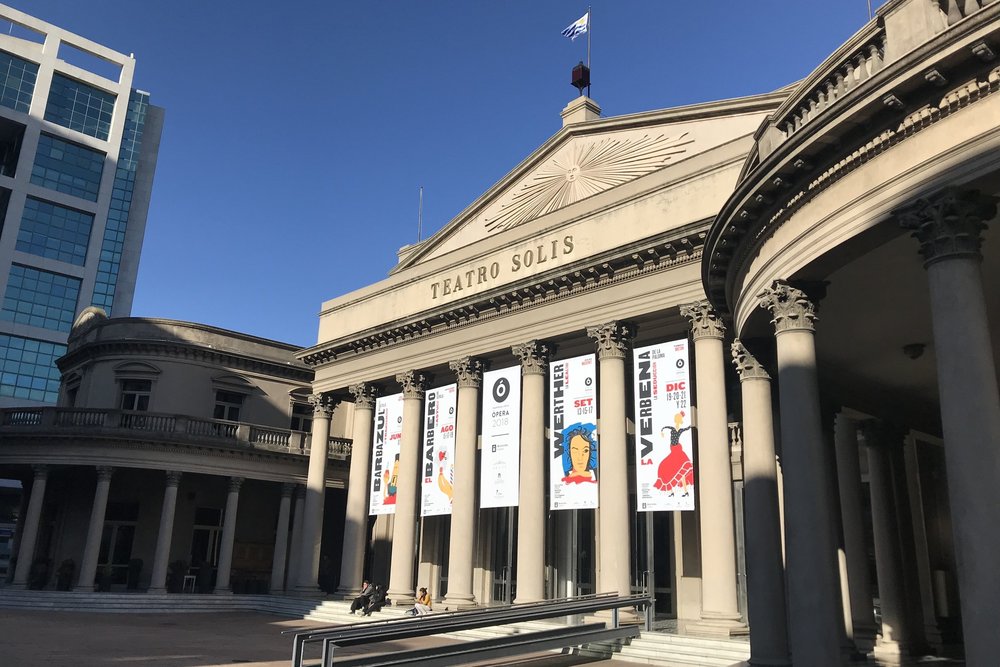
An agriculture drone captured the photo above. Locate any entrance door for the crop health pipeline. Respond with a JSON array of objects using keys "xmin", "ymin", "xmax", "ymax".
[
  {"xmin": 631, "ymin": 499, "xmax": 675, "ymax": 616},
  {"xmin": 190, "ymin": 507, "xmax": 222, "ymax": 589}
]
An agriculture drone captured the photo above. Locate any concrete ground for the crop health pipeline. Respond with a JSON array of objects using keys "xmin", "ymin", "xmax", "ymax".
[{"xmin": 0, "ymin": 609, "xmax": 642, "ymax": 667}]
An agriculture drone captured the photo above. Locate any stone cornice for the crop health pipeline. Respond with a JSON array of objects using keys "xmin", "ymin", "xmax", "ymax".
[
  {"xmin": 302, "ymin": 228, "xmax": 705, "ymax": 367},
  {"xmin": 704, "ymin": 8, "xmax": 1000, "ymax": 319},
  {"xmin": 58, "ymin": 338, "xmax": 313, "ymax": 383}
]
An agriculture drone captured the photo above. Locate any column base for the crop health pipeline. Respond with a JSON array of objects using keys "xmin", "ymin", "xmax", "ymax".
[
  {"xmin": 514, "ymin": 595, "xmax": 543, "ymax": 605},
  {"xmin": 213, "ymin": 588, "xmax": 233, "ymax": 595},
  {"xmin": 687, "ymin": 613, "xmax": 749, "ymax": 637},
  {"xmin": 74, "ymin": 585, "xmax": 96, "ymax": 593},
  {"xmin": 386, "ymin": 588, "xmax": 415, "ymax": 606},
  {"xmin": 872, "ymin": 638, "xmax": 909, "ymax": 664},
  {"xmin": 146, "ymin": 586, "xmax": 167, "ymax": 594},
  {"xmin": 334, "ymin": 586, "xmax": 361, "ymax": 600},
  {"xmin": 747, "ymin": 658, "xmax": 792, "ymax": 667},
  {"xmin": 7, "ymin": 582, "xmax": 26, "ymax": 590},
  {"xmin": 442, "ymin": 593, "xmax": 477, "ymax": 610},
  {"xmin": 851, "ymin": 622, "xmax": 878, "ymax": 652},
  {"xmin": 268, "ymin": 587, "xmax": 287, "ymax": 596}
]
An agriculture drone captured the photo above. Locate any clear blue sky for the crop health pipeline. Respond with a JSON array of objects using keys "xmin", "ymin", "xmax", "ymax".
[{"xmin": 11, "ymin": 1, "xmax": 886, "ymax": 347}]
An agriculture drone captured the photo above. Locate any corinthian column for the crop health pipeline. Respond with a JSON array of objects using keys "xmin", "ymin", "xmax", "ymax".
[
  {"xmin": 147, "ymin": 471, "xmax": 182, "ymax": 594},
  {"xmin": 77, "ymin": 466, "xmax": 115, "ymax": 591},
  {"xmin": 269, "ymin": 482, "xmax": 294, "ymax": 594},
  {"xmin": 679, "ymin": 300, "xmax": 747, "ymax": 636},
  {"xmin": 336, "ymin": 383, "xmax": 379, "ymax": 598},
  {"xmin": 731, "ymin": 341, "xmax": 790, "ymax": 666},
  {"xmin": 445, "ymin": 357, "xmax": 487, "ymax": 609},
  {"xmin": 214, "ymin": 476, "xmax": 244, "ymax": 594},
  {"xmin": 586, "ymin": 321, "xmax": 636, "ymax": 605},
  {"xmin": 896, "ymin": 187, "xmax": 1000, "ymax": 667},
  {"xmin": 294, "ymin": 392, "xmax": 339, "ymax": 595},
  {"xmin": 11, "ymin": 465, "xmax": 49, "ymax": 588},
  {"xmin": 387, "ymin": 370, "xmax": 432, "ymax": 605},
  {"xmin": 759, "ymin": 282, "xmax": 840, "ymax": 665},
  {"xmin": 512, "ymin": 340, "xmax": 554, "ymax": 604}
]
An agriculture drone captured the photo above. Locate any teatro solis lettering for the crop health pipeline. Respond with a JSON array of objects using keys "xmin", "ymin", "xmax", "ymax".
[{"xmin": 429, "ymin": 235, "xmax": 575, "ymax": 299}]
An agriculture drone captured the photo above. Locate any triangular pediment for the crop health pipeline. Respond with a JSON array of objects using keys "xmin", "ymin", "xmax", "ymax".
[{"xmin": 393, "ymin": 96, "xmax": 777, "ymax": 272}]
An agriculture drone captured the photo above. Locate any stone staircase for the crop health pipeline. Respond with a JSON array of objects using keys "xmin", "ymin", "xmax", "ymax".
[{"xmin": 0, "ymin": 589, "xmax": 752, "ymax": 667}]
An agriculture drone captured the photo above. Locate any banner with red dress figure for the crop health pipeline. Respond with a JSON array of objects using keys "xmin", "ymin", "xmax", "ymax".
[
  {"xmin": 369, "ymin": 392, "xmax": 404, "ymax": 516},
  {"xmin": 633, "ymin": 339, "xmax": 695, "ymax": 512},
  {"xmin": 421, "ymin": 384, "xmax": 457, "ymax": 517},
  {"xmin": 549, "ymin": 353, "xmax": 599, "ymax": 510}
]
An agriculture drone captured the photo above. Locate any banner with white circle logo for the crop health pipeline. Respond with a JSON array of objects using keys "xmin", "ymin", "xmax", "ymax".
[
  {"xmin": 421, "ymin": 384, "xmax": 457, "ymax": 517},
  {"xmin": 633, "ymin": 339, "xmax": 695, "ymax": 512},
  {"xmin": 369, "ymin": 392, "xmax": 404, "ymax": 516},
  {"xmin": 549, "ymin": 353, "xmax": 599, "ymax": 510},
  {"xmin": 480, "ymin": 366, "xmax": 521, "ymax": 508}
]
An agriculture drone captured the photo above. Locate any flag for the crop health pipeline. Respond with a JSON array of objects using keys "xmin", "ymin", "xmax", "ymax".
[{"xmin": 562, "ymin": 11, "xmax": 589, "ymax": 41}]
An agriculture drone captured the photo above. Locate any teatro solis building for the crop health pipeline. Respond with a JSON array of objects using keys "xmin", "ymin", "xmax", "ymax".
[{"xmin": 296, "ymin": 2, "xmax": 1000, "ymax": 665}]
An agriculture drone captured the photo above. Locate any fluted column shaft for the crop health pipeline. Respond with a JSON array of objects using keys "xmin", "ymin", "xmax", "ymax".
[
  {"xmin": 388, "ymin": 370, "xmax": 431, "ymax": 605},
  {"xmin": 214, "ymin": 477, "xmax": 244, "ymax": 594},
  {"xmin": 897, "ymin": 187, "xmax": 1000, "ymax": 666},
  {"xmin": 296, "ymin": 393, "xmax": 337, "ymax": 594},
  {"xmin": 148, "ymin": 471, "xmax": 182, "ymax": 593},
  {"xmin": 587, "ymin": 322, "xmax": 634, "ymax": 601},
  {"xmin": 269, "ymin": 483, "xmax": 294, "ymax": 594},
  {"xmin": 11, "ymin": 465, "xmax": 48, "ymax": 588},
  {"xmin": 732, "ymin": 341, "xmax": 790, "ymax": 666},
  {"xmin": 286, "ymin": 485, "xmax": 305, "ymax": 590},
  {"xmin": 446, "ymin": 358, "xmax": 486, "ymax": 608},
  {"xmin": 513, "ymin": 340, "xmax": 553, "ymax": 604},
  {"xmin": 77, "ymin": 467, "xmax": 114, "ymax": 591},
  {"xmin": 337, "ymin": 383, "xmax": 378, "ymax": 597},
  {"xmin": 833, "ymin": 413, "xmax": 876, "ymax": 646},
  {"xmin": 680, "ymin": 301, "xmax": 745, "ymax": 636},
  {"xmin": 759, "ymin": 283, "xmax": 840, "ymax": 665}
]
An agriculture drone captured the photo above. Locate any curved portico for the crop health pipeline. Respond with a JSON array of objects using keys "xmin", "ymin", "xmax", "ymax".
[{"xmin": 705, "ymin": 2, "xmax": 1000, "ymax": 663}]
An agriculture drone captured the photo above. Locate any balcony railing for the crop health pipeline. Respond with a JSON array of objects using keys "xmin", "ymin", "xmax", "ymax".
[{"xmin": 0, "ymin": 407, "xmax": 352, "ymax": 459}]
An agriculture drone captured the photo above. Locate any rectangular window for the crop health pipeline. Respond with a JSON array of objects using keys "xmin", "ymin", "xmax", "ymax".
[
  {"xmin": 0, "ymin": 50, "xmax": 38, "ymax": 114},
  {"xmin": 1, "ymin": 264, "xmax": 81, "ymax": 333},
  {"xmin": 44, "ymin": 73, "xmax": 116, "ymax": 140},
  {"xmin": 16, "ymin": 197, "xmax": 94, "ymax": 266},
  {"xmin": 0, "ymin": 333, "xmax": 66, "ymax": 403},
  {"xmin": 290, "ymin": 402, "xmax": 312, "ymax": 432},
  {"xmin": 31, "ymin": 133, "xmax": 105, "ymax": 202},
  {"xmin": 120, "ymin": 379, "xmax": 151, "ymax": 411},
  {"xmin": 213, "ymin": 390, "xmax": 244, "ymax": 422}
]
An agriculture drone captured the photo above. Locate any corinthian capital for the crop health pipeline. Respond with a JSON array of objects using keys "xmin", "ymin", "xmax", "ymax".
[
  {"xmin": 349, "ymin": 383, "xmax": 379, "ymax": 410},
  {"xmin": 308, "ymin": 392, "xmax": 340, "ymax": 417},
  {"xmin": 895, "ymin": 187, "xmax": 997, "ymax": 266},
  {"xmin": 449, "ymin": 357, "xmax": 488, "ymax": 388},
  {"xmin": 396, "ymin": 370, "xmax": 432, "ymax": 399},
  {"xmin": 758, "ymin": 281, "xmax": 817, "ymax": 333},
  {"xmin": 586, "ymin": 321, "xmax": 636, "ymax": 360},
  {"xmin": 679, "ymin": 300, "xmax": 726, "ymax": 340},
  {"xmin": 731, "ymin": 340, "xmax": 770, "ymax": 382},
  {"xmin": 512, "ymin": 340, "xmax": 556, "ymax": 376}
]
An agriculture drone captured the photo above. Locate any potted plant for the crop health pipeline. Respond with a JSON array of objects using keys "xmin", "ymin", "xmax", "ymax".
[{"xmin": 56, "ymin": 559, "xmax": 75, "ymax": 591}]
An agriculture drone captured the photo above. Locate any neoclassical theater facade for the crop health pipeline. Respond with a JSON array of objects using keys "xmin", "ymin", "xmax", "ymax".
[
  {"xmin": 1, "ymin": 1, "xmax": 998, "ymax": 666},
  {"xmin": 299, "ymin": 2, "xmax": 1000, "ymax": 665}
]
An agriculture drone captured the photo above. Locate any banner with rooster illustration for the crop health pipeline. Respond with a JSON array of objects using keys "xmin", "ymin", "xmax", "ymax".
[
  {"xmin": 633, "ymin": 339, "xmax": 695, "ymax": 512},
  {"xmin": 421, "ymin": 383, "xmax": 457, "ymax": 517},
  {"xmin": 549, "ymin": 353, "xmax": 599, "ymax": 511},
  {"xmin": 480, "ymin": 365, "xmax": 521, "ymax": 509},
  {"xmin": 369, "ymin": 392, "xmax": 404, "ymax": 516}
]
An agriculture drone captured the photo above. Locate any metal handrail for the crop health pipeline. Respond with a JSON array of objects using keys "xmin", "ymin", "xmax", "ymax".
[{"xmin": 285, "ymin": 592, "xmax": 650, "ymax": 667}]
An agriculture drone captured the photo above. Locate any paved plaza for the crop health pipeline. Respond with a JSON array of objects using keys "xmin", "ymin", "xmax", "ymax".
[{"xmin": 0, "ymin": 609, "xmax": 640, "ymax": 667}]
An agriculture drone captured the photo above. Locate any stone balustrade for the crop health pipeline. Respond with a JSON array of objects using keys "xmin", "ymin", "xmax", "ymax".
[{"xmin": 0, "ymin": 407, "xmax": 352, "ymax": 458}]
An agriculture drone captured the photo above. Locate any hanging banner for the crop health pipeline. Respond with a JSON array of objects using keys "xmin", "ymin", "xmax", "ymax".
[
  {"xmin": 421, "ymin": 383, "xmax": 458, "ymax": 517},
  {"xmin": 549, "ymin": 353, "xmax": 599, "ymax": 510},
  {"xmin": 633, "ymin": 339, "xmax": 695, "ymax": 512},
  {"xmin": 480, "ymin": 365, "xmax": 522, "ymax": 508},
  {"xmin": 369, "ymin": 392, "xmax": 404, "ymax": 516}
]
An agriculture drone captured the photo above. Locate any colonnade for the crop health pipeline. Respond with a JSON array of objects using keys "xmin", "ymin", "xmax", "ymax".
[{"xmin": 10, "ymin": 465, "xmax": 307, "ymax": 595}]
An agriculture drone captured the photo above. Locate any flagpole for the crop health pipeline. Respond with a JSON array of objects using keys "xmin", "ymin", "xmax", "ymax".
[{"xmin": 587, "ymin": 5, "xmax": 592, "ymax": 97}]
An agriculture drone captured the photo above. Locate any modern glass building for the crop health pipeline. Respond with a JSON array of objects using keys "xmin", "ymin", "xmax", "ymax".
[{"xmin": 0, "ymin": 4, "xmax": 163, "ymax": 405}]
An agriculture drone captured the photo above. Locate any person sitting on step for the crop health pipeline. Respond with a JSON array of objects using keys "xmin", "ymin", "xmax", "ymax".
[
  {"xmin": 349, "ymin": 580, "xmax": 374, "ymax": 614},
  {"xmin": 362, "ymin": 584, "xmax": 388, "ymax": 616}
]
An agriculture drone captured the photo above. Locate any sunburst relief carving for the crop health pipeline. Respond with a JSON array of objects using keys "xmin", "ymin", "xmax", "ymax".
[{"xmin": 482, "ymin": 132, "xmax": 693, "ymax": 233}]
